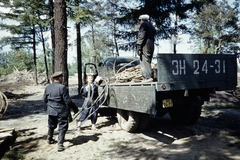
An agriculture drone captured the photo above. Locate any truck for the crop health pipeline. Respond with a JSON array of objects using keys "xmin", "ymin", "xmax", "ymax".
[{"xmin": 96, "ymin": 53, "xmax": 237, "ymax": 132}]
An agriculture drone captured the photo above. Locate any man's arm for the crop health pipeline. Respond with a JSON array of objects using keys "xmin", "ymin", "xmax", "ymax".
[
  {"xmin": 136, "ymin": 23, "xmax": 147, "ymax": 58},
  {"xmin": 62, "ymin": 86, "xmax": 79, "ymax": 114},
  {"xmin": 136, "ymin": 23, "xmax": 147, "ymax": 47},
  {"xmin": 43, "ymin": 89, "xmax": 48, "ymax": 103}
]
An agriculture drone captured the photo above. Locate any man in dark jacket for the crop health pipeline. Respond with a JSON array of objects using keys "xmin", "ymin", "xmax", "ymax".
[
  {"xmin": 136, "ymin": 14, "xmax": 156, "ymax": 82},
  {"xmin": 43, "ymin": 71, "xmax": 78, "ymax": 152}
]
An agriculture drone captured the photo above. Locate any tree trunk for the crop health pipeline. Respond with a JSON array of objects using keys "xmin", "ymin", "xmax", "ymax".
[
  {"xmin": 33, "ymin": 24, "xmax": 38, "ymax": 85},
  {"xmin": 76, "ymin": 19, "xmax": 82, "ymax": 94},
  {"xmin": 173, "ymin": 12, "xmax": 178, "ymax": 54},
  {"xmin": 113, "ymin": 21, "xmax": 119, "ymax": 57},
  {"xmin": 49, "ymin": 0, "xmax": 55, "ymax": 74},
  {"xmin": 39, "ymin": 23, "xmax": 49, "ymax": 83},
  {"xmin": 217, "ymin": 30, "xmax": 222, "ymax": 54},
  {"xmin": 91, "ymin": 24, "xmax": 97, "ymax": 64},
  {"xmin": 75, "ymin": 0, "xmax": 82, "ymax": 95},
  {"xmin": 54, "ymin": 0, "xmax": 68, "ymax": 87}
]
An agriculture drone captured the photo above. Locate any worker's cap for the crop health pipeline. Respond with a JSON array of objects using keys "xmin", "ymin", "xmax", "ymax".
[
  {"xmin": 51, "ymin": 71, "xmax": 63, "ymax": 78},
  {"xmin": 139, "ymin": 14, "xmax": 150, "ymax": 20}
]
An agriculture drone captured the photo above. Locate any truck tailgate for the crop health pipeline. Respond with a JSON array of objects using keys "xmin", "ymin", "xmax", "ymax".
[
  {"xmin": 108, "ymin": 85, "xmax": 156, "ymax": 114},
  {"xmin": 157, "ymin": 54, "xmax": 237, "ymax": 91}
]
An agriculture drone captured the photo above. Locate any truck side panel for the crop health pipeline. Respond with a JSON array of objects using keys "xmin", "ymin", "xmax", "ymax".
[
  {"xmin": 108, "ymin": 85, "xmax": 156, "ymax": 114},
  {"xmin": 157, "ymin": 54, "xmax": 237, "ymax": 91}
]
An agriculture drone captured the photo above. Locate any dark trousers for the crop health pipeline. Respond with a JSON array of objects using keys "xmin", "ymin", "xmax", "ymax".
[
  {"xmin": 79, "ymin": 104, "xmax": 98, "ymax": 124},
  {"xmin": 140, "ymin": 54, "xmax": 152, "ymax": 79},
  {"xmin": 48, "ymin": 115, "xmax": 68, "ymax": 144},
  {"xmin": 140, "ymin": 39, "xmax": 154, "ymax": 79}
]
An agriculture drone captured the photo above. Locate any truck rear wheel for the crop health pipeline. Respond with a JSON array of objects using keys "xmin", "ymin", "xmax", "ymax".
[
  {"xmin": 169, "ymin": 96, "xmax": 202, "ymax": 125},
  {"xmin": 188, "ymin": 105, "xmax": 202, "ymax": 124},
  {"xmin": 117, "ymin": 109, "xmax": 140, "ymax": 132},
  {"xmin": 137, "ymin": 113, "xmax": 150, "ymax": 131},
  {"xmin": 169, "ymin": 102, "xmax": 202, "ymax": 125}
]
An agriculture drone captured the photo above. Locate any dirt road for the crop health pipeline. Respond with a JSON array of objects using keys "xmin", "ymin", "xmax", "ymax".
[{"xmin": 0, "ymin": 76, "xmax": 240, "ymax": 160}]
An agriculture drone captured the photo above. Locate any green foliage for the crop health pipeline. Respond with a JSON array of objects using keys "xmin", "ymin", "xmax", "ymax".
[
  {"xmin": 190, "ymin": 0, "xmax": 240, "ymax": 54},
  {"xmin": 2, "ymin": 148, "xmax": 25, "ymax": 160},
  {"xmin": 115, "ymin": 0, "xmax": 215, "ymax": 39},
  {"xmin": 81, "ymin": 24, "xmax": 114, "ymax": 64},
  {"xmin": 67, "ymin": 0, "xmax": 96, "ymax": 25},
  {"xmin": 8, "ymin": 50, "xmax": 33, "ymax": 71},
  {"xmin": 68, "ymin": 58, "xmax": 78, "ymax": 76},
  {"xmin": 0, "ymin": 50, "xmax": 33, "ymax": 77},
  {"xmin": 67, "ymin": 0, "xmax": 115, "ymax": 64},
  {"xmin": 0, "ymin": 0, "xmax": 50, "ymax": 50},
  {"xmin": 68, "ymin": 0, "xmax": 217, "ymax": 53},
  {"xmin": 0, "ymin": 52, "xmax": 9, "ymax": 76},
  {"xmin": 37, "ymin": 53, "xmax": 52, "ymax": 74}
]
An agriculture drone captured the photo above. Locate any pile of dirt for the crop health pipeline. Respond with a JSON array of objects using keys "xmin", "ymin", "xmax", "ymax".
[{"xmin": 0, "ymin": 70, "xmax": 46, "ymax": 92}]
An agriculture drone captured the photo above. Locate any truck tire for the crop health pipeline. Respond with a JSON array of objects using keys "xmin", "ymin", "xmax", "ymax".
[
  {"xmin": 169, "ymin": 105, "xmax": 193, "ymax": 124},
  {"xmin": 117, "ymin": 109, "xmax": 140, "ymax": 132},
  {"xmin": 169, "ymin": 96, "xmax": 202, "ymax": 125},
  {"xmin": 169, "ymin": 104, "xmax": 202, "ymax": 125},
  {"xmin": 189, "ymin": 105, "xmax": 202, "ymax": 124},
  {"xmin": 137, "ymin": 113, "xmax": 150, "ymax": 131}
]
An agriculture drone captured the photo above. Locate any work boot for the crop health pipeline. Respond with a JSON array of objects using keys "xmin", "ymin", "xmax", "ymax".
[
  {"xmin": 77, "ymin": 121, "xmax": 82, "ymax": 132},
  {"xmin": 142, "ymin": 78, "xmax": 153, "ymax": 83},
  {"xmin": 91, "ymin": 124, "xmax": 97, "ymax": 130},
  {"xmin": 47, "ymin": 129, "xmax": 55, "ymax": 144},
  {"xmin": 47, "ymin": 136, "xmax": 55, "ymax": 144},
  {"xmin": 58, "ymin": 133, "xmax": 65, "ymax": 152},
  {"xmin": 58, "ymin": 143, "xmax": 65, "ymax": 152}
]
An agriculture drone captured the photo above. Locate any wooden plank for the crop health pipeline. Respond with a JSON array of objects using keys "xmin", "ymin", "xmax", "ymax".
[
  {"xmin": 0, "ymin": 128, "xmax": 15, "ymax": 133},
  {"xmin": 0, "ymin": 128, "xmax": 17, "ymax": 157}
]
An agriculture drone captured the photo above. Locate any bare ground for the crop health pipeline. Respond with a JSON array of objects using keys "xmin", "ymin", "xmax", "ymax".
[{"xmin": 0, "ymin": 74, "xmax": 240, "ymax": 160}]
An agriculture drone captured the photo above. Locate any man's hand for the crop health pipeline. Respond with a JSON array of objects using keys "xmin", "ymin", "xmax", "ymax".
[
  {"xmin": 137, "ymin": 45, "xmax": 142, "ymax": 56},
  {"xmin": 74, "ymin": 108, "xmax": 79, "ymax": 114},
  {"xmin": 68, "ymin": 113, "xmax": 73, "ymax": 122},
  {"xmin": 138, "ymin": 50, "xmax": 142, "ymax": 56}
]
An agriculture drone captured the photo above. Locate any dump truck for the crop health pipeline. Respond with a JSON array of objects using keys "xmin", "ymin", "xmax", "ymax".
[{"xmin": 96, "ymin": 53, "xmax": 237, "ymax": 132}]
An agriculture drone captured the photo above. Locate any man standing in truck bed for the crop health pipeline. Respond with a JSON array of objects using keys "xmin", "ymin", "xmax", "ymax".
[{"xmin": 137, "ymin": 14, "xmax": 156, "ymax": 82}]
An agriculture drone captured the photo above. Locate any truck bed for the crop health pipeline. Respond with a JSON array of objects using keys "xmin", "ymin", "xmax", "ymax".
[
  {"xmin": 109, "ymin": 54, "xmax": 237, "ymax": 91},
  {"xmin": 106, "ymin": 54, "xmax": 237, "ymax": 114}
]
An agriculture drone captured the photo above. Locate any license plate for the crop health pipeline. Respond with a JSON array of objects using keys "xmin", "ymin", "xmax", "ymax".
[{"xmin": 162, "ymin": 99, "xmax": 173, "ymax": 108}]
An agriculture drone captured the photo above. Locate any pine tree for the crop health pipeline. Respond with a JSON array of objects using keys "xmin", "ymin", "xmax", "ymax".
[
  {"xmin": 54, "ymin": 0, "xmax": 68, "ymax": 87},
  {"xmin": 0, "ymin": 0, "xmax": 50, "ymax": 84},
  {"xmin": 102, "ymin": 0, "xmax": 216, "ymax": 53},
  {"xmin": 191, "ymin": 0, "xmax": 240, "ymax": 54}
]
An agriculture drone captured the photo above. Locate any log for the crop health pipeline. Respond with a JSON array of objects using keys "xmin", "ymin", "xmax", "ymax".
[{"xmin": 0, "ymin": 128, "xmax": 17, "ymax": 157}]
